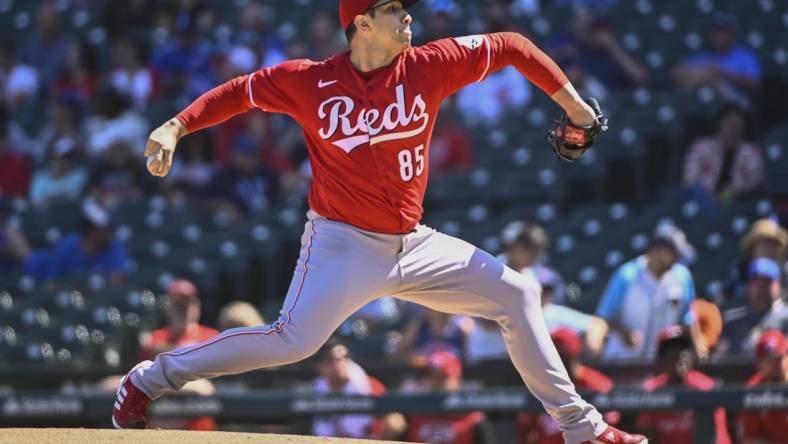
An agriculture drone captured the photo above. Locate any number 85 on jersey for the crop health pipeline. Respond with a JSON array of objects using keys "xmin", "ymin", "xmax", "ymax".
[{"xmin": 398, "ymin": 144, "xmax": 425, "ymax": 182}]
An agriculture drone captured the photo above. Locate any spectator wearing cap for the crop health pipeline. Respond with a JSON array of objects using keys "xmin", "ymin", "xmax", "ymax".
[
  {"xmin": 723, "ymin": 218, "xmax": 788, "ymax": 301},
  {"xmin": 673, "ymin": 13, "xmax": 761, "ymax": 105},
  {"xmin": 405, "ymin": 350, "xmax": 495, "ymax": 444},
  {"xmin": 682, "ymin": 104, "xmax": 763, "ymax": 205},
  {"xmin": 517, "ymin": 328, "xmax": 615, "ymax": 444},
  {"xmin": 718, "ymin": 258, "xmax": 788, "ymax": 356},
  {"xmin": 202, "ymin": 133, "xmax": 279, "ymax": 223},
  {"xmin": 635, "ymin": 326, "xmax": 731, "ymax": 443},
  {"xmin": 742, "ymin": 219, "xmax": 788, "ymax": 265},
  {"xmin": 139, "ymin": 279, "xmax": 219, "ymax": 360},
  {"xmin": 594, "ymin": 223, "xmax": 707, "ymax": 360},
  {"xmin": 29, "ymin": 136, "xmax": 88, "ymax": 208},
  {"xmin": 135, "ymin": 276, "xmax": 219, "ymax": 432},
  {"xmin": 737, "ymin": 330, "xmax": 788, "ymax": 444},
  {"xmin": 25, "ymin": 200, "xmax": 130, "ymax": 284},
  {"xmin": 312, "ymin": 338, "xmax": 390, "ymax": 439},
  {"xmin": 499, "ymin": 221, "xmax": 549, "ymax": 281}
]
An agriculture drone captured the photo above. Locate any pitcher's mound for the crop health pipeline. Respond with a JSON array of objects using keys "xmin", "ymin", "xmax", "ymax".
[{"xmin": 0, "ymin": 428, "xmax": 404, "ymax": 444}]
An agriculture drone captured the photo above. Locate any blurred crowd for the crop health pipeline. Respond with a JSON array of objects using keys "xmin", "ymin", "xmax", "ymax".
[{"xmin": 0, "ymin": 0, "xmax": 787, "ymax": 442}]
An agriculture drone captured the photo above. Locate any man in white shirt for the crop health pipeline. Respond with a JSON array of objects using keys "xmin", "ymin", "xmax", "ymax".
[{"xmin": 594, "ymin": 223, "xmax": 707, "ymax": 360}]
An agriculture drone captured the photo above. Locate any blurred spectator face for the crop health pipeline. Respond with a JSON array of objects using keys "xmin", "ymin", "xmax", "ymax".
[
  {"xmin": 36, "ymin": 1, "xmax": 61, "ymax": 38},
  {"xmin": 51, "ymin": 99, "xmax": 80, "ymax": 132},
  {"xmin": 758, "ymin": 354, "xmax": 788, "ymax": 383},
  {"xmin": 717, "ymin": 108, "xmax": 745, "ymax": 148},
  {"xmin": 319, "ymin": 343, "xmax": 352, "ymax": 389},
  {"xmin": 658, "ymin": 342, "xmax": 693, "ymax": 381},
  {"xmin": 648, "ymin": 243, "xmax": 679, "ymax": 275},
  {"xmin": 231, "ymin": 135, "xmax": 260, "ymax": 174},
  {"xmin": 168, "ymin": 295, "xmax": 200, "ymax": 328},
  {"xmin": 483, "ymin": 1, "xmax": 510, "ymax": 32},
  {"xmin": 113, "ymin": 39, "xmax": 143, "ymax": 70},
  {"xmin": 507, "ymin": 244, "xmax": 539, "ymax": 269},
  {"xmin": 238, "ymin": 2, "xmax": 267, "ymax": 32},
  {"xmin": 747, "ymin": 277, "xmax": 779, "ymax": 311},
  {"xmin": 310, "ymin": 12, "xmax": 337, "ymax": 43},
  {"xmin": 95, "ymin": 87, "xmax": 128, "ymax": 119},
  {"xmin": 426, "ymin": 310, "xmax": 451, "ymax": 336},
  {"xmin": 87, "ymin": 225, "xmax": 114, "ymax": 251},
  {"xmin": 709, "ymin": 26, "xmax": 734, "ymax": 54},
  {"xmin": 501, "ymin": 222, "xmax": 548, "ymax": 269},
  {"xmin": 105, "ymin": 142, "xmax": 134, "ymax": 168},
  {"xmin": 747, "ymin": 258, "xmax": 781, "ymax": 312},
  {"xmin": 756, "ymin": 331, "xmax": 788, "ymax": 382},
  {"xmin": 426, "ymin": 11, "xmax": 452, "ymax": 39},
  {"xmin": 426, "ymin": 351, "xmax": 462, "ymax": 391},
  {"xmin": 50, "ymin": 138, "xmax": 77, "ymax": 175}
]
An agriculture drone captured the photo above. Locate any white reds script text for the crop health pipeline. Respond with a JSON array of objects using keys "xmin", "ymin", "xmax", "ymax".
[{"xmin": 317, "ymin": 84, "xmax": 430, "ymax": 153}]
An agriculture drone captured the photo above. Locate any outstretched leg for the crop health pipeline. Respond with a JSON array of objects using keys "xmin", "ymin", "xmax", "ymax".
[
  {"xmin": 129, "ymin": 214, "xmax": 401, "ymax": 400},
  {"xmin": 394, "ymin": 227, "xmax": 643, "ymax": 444}
]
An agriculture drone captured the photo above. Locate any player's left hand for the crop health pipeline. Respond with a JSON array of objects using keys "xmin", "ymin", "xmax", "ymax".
[{"xmin": 546, "ymin": 97, "xmax": 608, "ymax": 162}]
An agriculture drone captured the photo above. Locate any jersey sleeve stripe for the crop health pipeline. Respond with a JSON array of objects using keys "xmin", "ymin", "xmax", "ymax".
[
  {"xmin": 477, "ymin": 35, "xmax": 492, "ymax": 83},
  {"xmin": 247, "ymin": 73, "xmax": 260, "ymax": 109}
]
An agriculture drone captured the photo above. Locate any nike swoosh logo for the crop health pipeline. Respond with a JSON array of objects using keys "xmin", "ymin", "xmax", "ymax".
[{"xmin": 318, "ymin": 79, "xmax": 338, "ymax": 88}]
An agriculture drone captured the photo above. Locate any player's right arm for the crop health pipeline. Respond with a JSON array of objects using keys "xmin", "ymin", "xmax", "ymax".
[{"xmin": 144, "ymin": 60, "xmax": 305, "ymax": 177}]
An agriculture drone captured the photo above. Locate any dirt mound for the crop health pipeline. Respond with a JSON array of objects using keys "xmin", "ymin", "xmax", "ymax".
[{"xmin": 0, "ymin": 428, "xmax": 403, "ymax": 444}]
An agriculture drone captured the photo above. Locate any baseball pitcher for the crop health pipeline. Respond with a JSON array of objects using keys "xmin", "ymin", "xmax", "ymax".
[{"xmin": 113, "ymin": 1, "xmax": 642, "ymax": 443}]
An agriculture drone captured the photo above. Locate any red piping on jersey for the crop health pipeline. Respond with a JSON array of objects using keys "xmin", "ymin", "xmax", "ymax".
[{"xmin": 158, "ymin": 220, "xmax": 317, "ymax": 358}]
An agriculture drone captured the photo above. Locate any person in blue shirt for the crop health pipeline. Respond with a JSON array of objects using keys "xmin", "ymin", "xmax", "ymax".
[
  {"xmin": 673, "ymin": 13, "xmax": 761, "ymax": 104},
  {"xmin": 593, "ymin": 223, "xmax": 710, "ymax": 360},
  {"xmin": 25, "ymin": 200, "xmax": 130, "ymax": 284}
]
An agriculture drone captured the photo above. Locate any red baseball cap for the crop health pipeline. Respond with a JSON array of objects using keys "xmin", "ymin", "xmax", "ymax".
[
  {"xmin": 428, "ymin": 351, "xmax": 462, "ymax": 379},
  {"xmin": 756, "ymin": 330, "xmax": 787, "ymax": 359},
  {"xmin": 339, "ymin": 0, "xmax": 419, "ymax": 31},
  {"xmin": 167, "ymin": 279, "xmax": 199, "ymax": 301},
  {"xmin": 551, "ymin": 328, "xmax": 582, "ymax": 359}
]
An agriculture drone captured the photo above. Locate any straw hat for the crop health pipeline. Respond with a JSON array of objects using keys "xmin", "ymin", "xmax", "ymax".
[{"xmin": 741, "ymin": 219, "xmax": 788, "ymax": 255}]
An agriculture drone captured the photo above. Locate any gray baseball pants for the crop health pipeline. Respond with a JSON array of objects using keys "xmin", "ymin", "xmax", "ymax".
[{"xmin": 131, "ymin": 210, "xmax": 606, "ymax": 443}]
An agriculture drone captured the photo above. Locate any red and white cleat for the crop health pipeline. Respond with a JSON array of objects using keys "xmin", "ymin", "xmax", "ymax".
[
  {"xmin": 583, "ymin": 425, "xmax": 649, "ymax": 444},
  {"xmin": 111, "ymin": 360, "xmax": 153, "ymax": 429}
]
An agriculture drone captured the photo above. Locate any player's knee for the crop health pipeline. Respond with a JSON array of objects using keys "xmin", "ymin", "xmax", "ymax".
[{"xmin": 511, "ymin": 272, "xmax": 542, "ymax": 308}]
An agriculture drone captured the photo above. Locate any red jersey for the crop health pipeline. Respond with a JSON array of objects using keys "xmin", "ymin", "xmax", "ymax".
[
  {"xmin": 140, "ymin": 324, "xmax": 220, "ymax": 360},
  {"xmin": 636, "ymin": 371, "xmax": 731, "ymax": 444},
  {"xmin": 736, "ymin": 373, "xmax": 788, "ymax": 443},
  {"xmin": 177, "ymin": 32, "xmax": 567, "ymax": 234},
  {"xmin": 407, "ymin": 412, "xmax": 485, "ymax": 444},
  {"xmin": 517, "ymin": 365, "xmax": 614, "ymax": 444}
]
